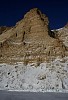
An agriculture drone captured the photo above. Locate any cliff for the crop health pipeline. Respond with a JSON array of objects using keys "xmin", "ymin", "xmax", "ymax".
[{"xmin": 0, "ymin": 8, "xmax": 67, "ymax": 63}]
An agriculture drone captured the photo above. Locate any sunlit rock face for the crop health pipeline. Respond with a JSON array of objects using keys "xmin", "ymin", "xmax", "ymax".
[
  {"xmin": 23, "ymin": 8, "xmax": 49, "ymax": 43},
  {"xmin": 0, "ymin": 8, "xmax": 67, "ymax": 63}
]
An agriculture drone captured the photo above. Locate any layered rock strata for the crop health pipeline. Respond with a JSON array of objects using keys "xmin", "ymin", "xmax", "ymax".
[{"xmin": 0, "ymin": 8, "xmax": 66, "ymax": 63}]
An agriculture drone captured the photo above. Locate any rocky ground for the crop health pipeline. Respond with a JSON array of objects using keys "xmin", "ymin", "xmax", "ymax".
[
  {"xmin": 0, "ymin": 57, "xmax": 68, "ymax": 92},
  {"xmin": 0, "ymin": 8, "xmax": 68, "ymax": 92}
]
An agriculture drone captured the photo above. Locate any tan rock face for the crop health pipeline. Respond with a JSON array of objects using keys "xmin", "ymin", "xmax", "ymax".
[
  {"xmin": 0, "ymin": 26, "xmax": 11, "ymax": 35},
  {"xmin": 0, "ymin": 8, "xmax": 66, "ymax": 63},
  {"xmin": 54, "ymin": 24, "xmax": 68, "ymax": 56},
  {"xmin": 23, "ymin": 8, "xmax": 49, "ymax": 43}
]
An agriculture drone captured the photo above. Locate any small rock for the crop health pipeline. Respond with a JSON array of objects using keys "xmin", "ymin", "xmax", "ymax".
[{"xmin": 38, "ymin": 74, "xmax": 46, "ymax": 80}]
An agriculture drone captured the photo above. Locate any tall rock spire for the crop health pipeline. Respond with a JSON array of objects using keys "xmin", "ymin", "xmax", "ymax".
[{"xmin": 23, "ymin": 8, "xmax": 49, "ymax": 43}]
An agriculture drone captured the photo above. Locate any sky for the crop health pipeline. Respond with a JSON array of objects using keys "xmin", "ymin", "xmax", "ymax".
[{"xmin": 0, "ymin": 0, "xmax": 68, "ymax": 29}]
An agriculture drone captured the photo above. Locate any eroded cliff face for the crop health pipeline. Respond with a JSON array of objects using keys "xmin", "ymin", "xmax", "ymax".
[
  {"xmin": 0, "ymin": 8, "xmax": 66, "ymax": 63},
  {"xmin": 52, "ymin": 23, "xmax": 68, "ymax": 57},
  {"xmin": 0, "ymin": 26, "xmax": 11, "ymax": 35}
]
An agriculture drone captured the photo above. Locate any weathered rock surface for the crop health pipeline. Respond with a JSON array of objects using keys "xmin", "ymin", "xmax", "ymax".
[
  {"xmin": 52, "ymin": 23, "xmax": 68, "ymax": 57},
  {"xmin": 0, "ymin": 57, "xmax": 68, "ymax": 91},
  {"xmin": 0, "ymin": 8, "xmax": 67, "ymax": 63},
  {"xmin": 0, "ymin": 26, "xmax": 11, "ymax": 35}
]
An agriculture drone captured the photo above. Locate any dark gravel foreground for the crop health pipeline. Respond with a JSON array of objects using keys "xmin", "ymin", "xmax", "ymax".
[{"xmin": 0, "ymin": 90, "xmax": 68, "ymax": 100}]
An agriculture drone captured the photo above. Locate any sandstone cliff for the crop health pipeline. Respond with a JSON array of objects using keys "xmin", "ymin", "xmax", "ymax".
[
  {"xmin": 0, "ymin": 8, "xmax": 67, "ymax": 63},
  {"xmin": 0, "ymin": 26, "xmax": 11, "ymax": 35},
  {"xmin": 52, "ymin": 23, "xmax": 68, "ymax": 57}
]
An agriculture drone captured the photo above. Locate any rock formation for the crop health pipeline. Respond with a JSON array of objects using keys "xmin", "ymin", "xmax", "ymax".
[
  {"xmin": 0, "ymin": 8, "xmax": 67, "ymax": 63},
  {"xmin": 53, "ymin": 23, "xmax": 68, "ymax": 56},
  {"xmin": 0, "ymin": 26, "xmax": 11, "ymax": 35}
]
